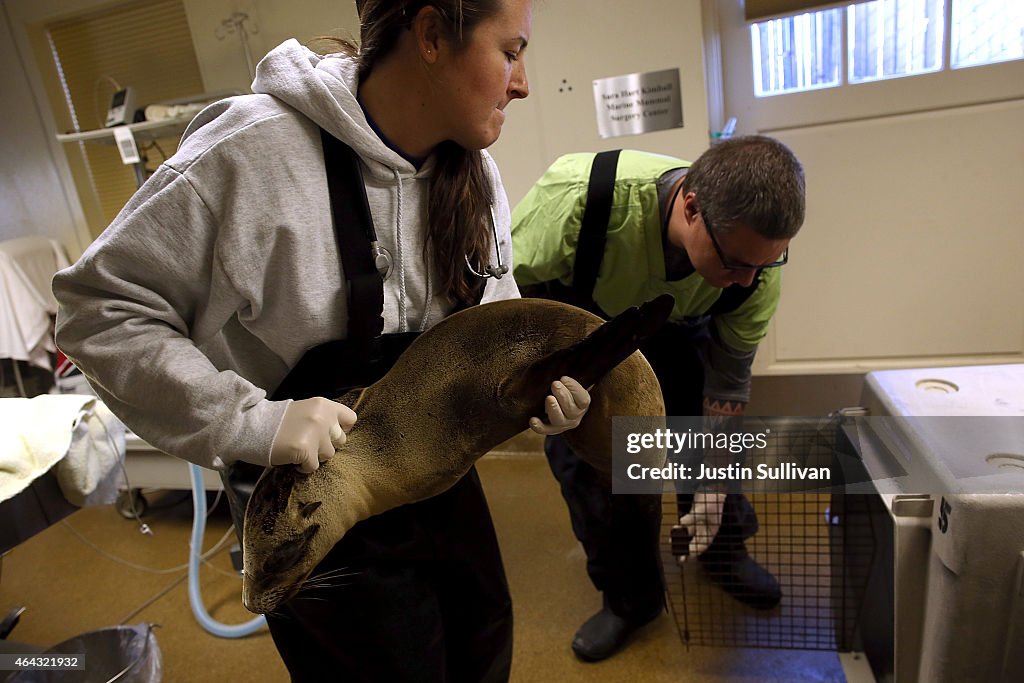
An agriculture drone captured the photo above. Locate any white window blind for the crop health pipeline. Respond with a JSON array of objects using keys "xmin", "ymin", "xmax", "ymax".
[{"xmin": 46, "ymin": 0, "xmax": 204, "ymax": 228}]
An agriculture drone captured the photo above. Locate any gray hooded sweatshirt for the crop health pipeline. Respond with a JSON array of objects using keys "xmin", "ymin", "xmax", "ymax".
[{"xmin": 52, "ymin": 39, "xmax": 520, "ymax": 470}]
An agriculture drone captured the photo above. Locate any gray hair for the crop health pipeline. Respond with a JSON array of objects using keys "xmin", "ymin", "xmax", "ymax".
[{"xmin": 682, "ymin": 135, "xmax": 806, "ymax": 240}]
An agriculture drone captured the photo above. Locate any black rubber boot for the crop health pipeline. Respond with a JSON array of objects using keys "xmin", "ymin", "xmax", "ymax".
[
  {"xmin": 698, "ymin": 542, "xmax": 782, "ymax": 610},
  {"xmin": 570, "ymin": 602, "xmax": 661, "ymax": 662}
]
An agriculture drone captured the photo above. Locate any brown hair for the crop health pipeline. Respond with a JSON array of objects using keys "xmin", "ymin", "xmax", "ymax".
[
  {"xmin": 318, "ymin": 0, "xmax": 503, "ymax": 306},
  {"xmin": 682, "ymin": 135, "xmax": 806, "ymax": 240}
]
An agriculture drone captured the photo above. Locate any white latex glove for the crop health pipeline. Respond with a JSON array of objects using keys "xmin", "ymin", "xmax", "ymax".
[
  {"xmin": 677, "ymin": 490, "xmax": 727, "ymax": 564},
  {"xmin": 270, "ymin": 397, "xmax": 357, "ymax": 473},
  {"xmin": 528, "ymin": 376, "xmax": 591, "ymax": 436}
]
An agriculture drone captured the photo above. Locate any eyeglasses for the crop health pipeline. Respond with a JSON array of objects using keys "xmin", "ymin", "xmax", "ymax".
[{"xmin": 701, "ymin": 211, "xmax": 788, "ymax": 272}]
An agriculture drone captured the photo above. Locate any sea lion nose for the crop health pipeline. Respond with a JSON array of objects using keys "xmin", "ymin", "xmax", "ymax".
[{"xmin": 241, "ymin": 583, "xmax": 259, "ymax": 613}]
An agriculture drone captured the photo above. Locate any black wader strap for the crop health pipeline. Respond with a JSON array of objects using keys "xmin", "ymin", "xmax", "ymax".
[
  {"xmin": 558, "ymin": 147, "xmax": 761, "ymax": 321},
  {"xmin": 224, "ymin": 130, "xmax": 402, "ymax": 537},
  {"xmin": 320, "ymin": 128, "xmax": 385, "ymax": 345},
  {"xmin": 571, "ymin": 149, "xmax": 621, "ymax": 311},
  {"xmin": 269, "ymin": 130, "xmax": 391, "ymax": 402}
]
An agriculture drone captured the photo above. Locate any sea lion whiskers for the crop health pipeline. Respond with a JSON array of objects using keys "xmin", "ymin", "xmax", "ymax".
[
  {"xmin": 296, "ymin": 566, "xmax": 360, "ymax": 592},
  {"xmin": 240, "ymin": 449, "xmax": 384, "ymax": 613}
]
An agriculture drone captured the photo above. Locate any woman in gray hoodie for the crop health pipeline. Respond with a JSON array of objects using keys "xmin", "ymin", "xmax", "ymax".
[{"xmin": 53, "ymin": 0, "xmax": 589, "ymax": 680}]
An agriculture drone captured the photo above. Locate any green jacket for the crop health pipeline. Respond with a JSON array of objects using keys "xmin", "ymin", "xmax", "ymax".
[{"xmin": 511, "ymin": 151, "xmax": 781, "ymax": 353}]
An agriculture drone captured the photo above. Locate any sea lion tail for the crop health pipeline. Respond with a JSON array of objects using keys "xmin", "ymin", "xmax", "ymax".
[{"xmin": 502, "ymin": 294, "xmax": 674, "ymax": 401}]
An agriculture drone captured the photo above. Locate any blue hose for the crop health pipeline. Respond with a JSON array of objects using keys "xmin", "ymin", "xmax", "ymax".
[{"xmin": 188, "ymin": 463, "xmax": 267, "ymax": 637}]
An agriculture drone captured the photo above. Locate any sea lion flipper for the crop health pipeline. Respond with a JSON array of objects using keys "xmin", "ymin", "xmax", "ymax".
[{"xmin": 501, "ymin": 294, "xmax": 674, "ymax": 403}]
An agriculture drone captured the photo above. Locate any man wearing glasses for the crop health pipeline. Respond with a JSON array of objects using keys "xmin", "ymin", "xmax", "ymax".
[{"xmin": 511, "ymin": 136, "xmax": 805, "ymax": 662}]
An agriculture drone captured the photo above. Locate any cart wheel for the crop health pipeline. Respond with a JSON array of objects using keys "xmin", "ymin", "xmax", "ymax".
[{"xmin": 116, "ymin": 489, "xmax": 148, "ymax": 519}]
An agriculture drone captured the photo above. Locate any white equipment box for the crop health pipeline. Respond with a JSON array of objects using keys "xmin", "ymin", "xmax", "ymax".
[{"xmin": 848, "ymin": 364, "xmax": 1024, "ymax": 682}]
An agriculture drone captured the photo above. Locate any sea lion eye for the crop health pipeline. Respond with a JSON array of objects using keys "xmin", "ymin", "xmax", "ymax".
[
  {"xmin": 262, "ymin": 524, "xmax": 320, "ymax": 576},
  {"xmin": 299, "ymin": 501, "xmax": 322, "ymax": 518}
]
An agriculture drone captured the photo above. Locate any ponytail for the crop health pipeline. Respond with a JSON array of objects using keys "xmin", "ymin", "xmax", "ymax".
[
  {"xmin": 429, "ymin": 142, "xmax": 493, "ymax": 305},
  {"xmin": 315, "ymin": 0, "xmax": 503, "ymax": 305}
]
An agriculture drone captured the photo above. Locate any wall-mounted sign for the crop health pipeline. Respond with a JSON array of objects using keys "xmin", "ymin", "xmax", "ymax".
[{"xmin": 592, "ymin": 68, "xmax": 683, "ymax": 139}]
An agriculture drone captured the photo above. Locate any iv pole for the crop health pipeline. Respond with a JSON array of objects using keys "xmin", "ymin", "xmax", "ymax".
[{"xmin": 215, "ymin": 12, "xmax": 259, "ymax": 82}]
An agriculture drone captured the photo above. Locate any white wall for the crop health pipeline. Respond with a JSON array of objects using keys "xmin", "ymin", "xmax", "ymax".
[
  {"xmin": 490, "ymin": 0, "xmax": 711, "ymax": 206},
  {"xmin": 184, "ymin": 0, "xmax": 712, "ymax": 205},
  {"xmin": 2, "ymin": 0, "xmax": 709, "ymax": 256},
  {"xmin": 715, "ymin": 0, "xmax": 1024, "ymax": 376},
  {"xmin": 182, "ymin": 0, "xmax": 360, "ymax": 93},
  {"xmin": 0, "ymin": 3, "xmax": 89, "ymax": 256},
  {"xmin": 4, "ymin": 0, "xmax": 1019, "ymax": 408}
]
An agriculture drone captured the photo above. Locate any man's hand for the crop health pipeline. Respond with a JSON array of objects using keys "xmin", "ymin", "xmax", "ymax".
[
  {"xmin": 677, "ymin": 490, "xmax": 726, "ymax": 564},
  {"xmin": 270, "ymin": 397, "xmax": 357, "ymax": 473},
  {"xmin": 675, "ymin": 397, "xmax": 744, "ymax": 563},
  {"xmin": 529, "ymin": 376, "xmax": 591, "ymax": 435}
]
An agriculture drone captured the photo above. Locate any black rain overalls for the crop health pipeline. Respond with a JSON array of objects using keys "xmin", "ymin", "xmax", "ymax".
[{"xmin": 221, "ymin": 130, "xmax": 512, "ymax": 683}]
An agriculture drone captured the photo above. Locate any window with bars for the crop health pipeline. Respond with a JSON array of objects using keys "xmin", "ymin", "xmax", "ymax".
[
  {"xmin": 952, "ymin": 0, "xmax": 1024, "ymax": 67},
  {"xmin": 752, "ymin": 0, "xmax": 1024, "ymax": 97},
  {"xmin": 848, "ymin": 0, "xmax": 945, "ymax": 83},
  {"xmin": 752, "ymin": 9, "xmax": 843, "ymax": 96}
]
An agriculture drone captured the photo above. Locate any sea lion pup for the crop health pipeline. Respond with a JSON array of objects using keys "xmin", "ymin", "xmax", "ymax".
[{"xmin": 241, "ymin": 294, "xmax": 673, "ymax": 614}]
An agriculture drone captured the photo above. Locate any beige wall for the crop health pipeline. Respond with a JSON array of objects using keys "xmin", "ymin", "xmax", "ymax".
[
  {"xmin": 490, "ymin": 0, "xmax": 711, "ymax": 206},
  {"xmin": 2, "ymin": 0, "xmax": 365, "ymax": 256},
  {"xmin": 3, "ymin": 0, "xmax": 1019, "ymax": 407},
  {"xmin": 182, "ymin": 0, "xmax": 712, "ymax": 206},
  {"xmin": 3, "ymin": 0, "xmax": 710, "ymax": 254},
  {"xmin": 182, "ymin": 0, "xmax": 359, "ymax": 94},
  {"xmin": 714, "ymin": 0, "xmax": 1024, "ymax": 376},
  {"xmin": 0, "ymin": 3, "xmax": 89, "ymax": 255}
]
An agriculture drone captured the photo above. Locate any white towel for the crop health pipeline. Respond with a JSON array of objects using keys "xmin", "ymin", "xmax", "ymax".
[
  {"xmin": 56, "ymin": 400, "xmax": 126, "ymax": 506},
  {"xmin": 0, "ymin": 236, "xmax": 70, "ymax": 370},
  {"xmin": 0, "ymin": 394, "xmax": 124, "ymax": 505},
  {"xmin": 0, "ymin": 394, "xmax": 95, "ymax": 502}
]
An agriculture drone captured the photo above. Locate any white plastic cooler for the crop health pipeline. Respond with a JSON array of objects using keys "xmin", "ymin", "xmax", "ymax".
[{"xmin": 850, "ymin": 363, "xmax": 1024, "ymax": 682}]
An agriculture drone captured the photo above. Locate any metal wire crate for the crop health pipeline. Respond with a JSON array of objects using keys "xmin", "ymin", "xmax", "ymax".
[{"xmin": 662, "ymin": 418, "xmax": 876, "ymax": 652}]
